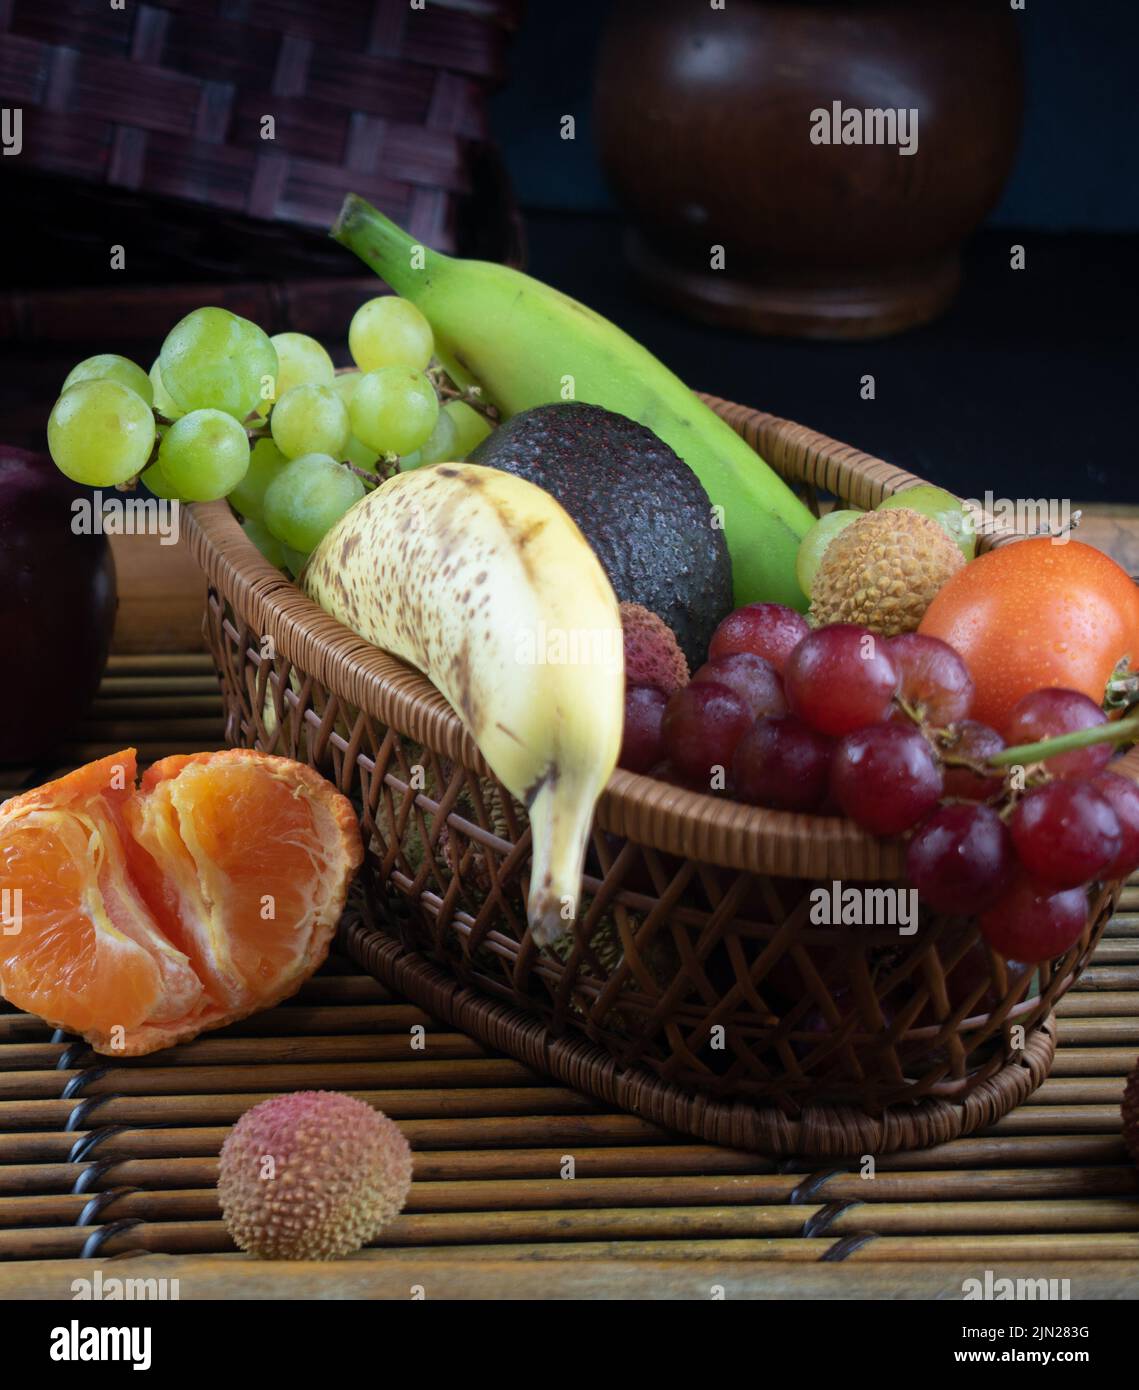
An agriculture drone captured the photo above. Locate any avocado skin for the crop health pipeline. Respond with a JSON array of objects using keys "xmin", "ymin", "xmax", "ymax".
[{"xmin": 468, "ymin": 402, "xmax": 732, "ymax": 669}]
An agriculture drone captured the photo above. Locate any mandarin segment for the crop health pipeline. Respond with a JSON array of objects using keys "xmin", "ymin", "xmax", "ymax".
[{"xmin": 0, "ymin": 748, "xmax": 362, "ymax": 1055}]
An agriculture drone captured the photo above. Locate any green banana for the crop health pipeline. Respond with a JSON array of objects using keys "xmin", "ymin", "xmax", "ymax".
[
  {"xmin": 304, "ymin": 462, "xmax": 624, "ymax": 948},
  {"xmin": 331, "ymin": 194, "xmax": 813, "ymax": 611}
]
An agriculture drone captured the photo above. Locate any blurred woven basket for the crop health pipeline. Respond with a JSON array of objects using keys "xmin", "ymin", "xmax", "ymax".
[
  {"xmin": 0, "ymin": 0, "xmax": 524, "ymax": 341},
  {"xmin": 184, "ymin": 399, "xmax": 1139, "ymax": 1157}
]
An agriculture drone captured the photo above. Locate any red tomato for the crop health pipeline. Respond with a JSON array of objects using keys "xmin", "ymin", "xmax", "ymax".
[{"xmin": 918, "ymin": 538, "xmax": 1139, "ymax": 730}]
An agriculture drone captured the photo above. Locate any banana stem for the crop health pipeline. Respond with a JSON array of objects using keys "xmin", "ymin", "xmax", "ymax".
[
  {"xmin": 990, "ymin": 714, "xmax": 1139, "ymax": 768},
  {"xmin": 330, "ymin": 193, "xmax": 440, "ymax": 296}
]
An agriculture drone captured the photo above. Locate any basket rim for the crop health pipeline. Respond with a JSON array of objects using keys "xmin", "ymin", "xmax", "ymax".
[{"xmin": 183, "ymin": 397, "xmax": 1139, "ymax": 881}]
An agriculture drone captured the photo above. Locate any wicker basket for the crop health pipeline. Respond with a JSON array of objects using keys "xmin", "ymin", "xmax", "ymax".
[{"xmin": 184, "ymin": 398, "xmax": 1136, "ymax": 1157}]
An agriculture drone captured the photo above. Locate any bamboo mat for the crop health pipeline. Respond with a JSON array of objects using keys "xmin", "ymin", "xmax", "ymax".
[{"xmin": 2, "ymin": 654, "xmax": 1139, "ymax": 1299}]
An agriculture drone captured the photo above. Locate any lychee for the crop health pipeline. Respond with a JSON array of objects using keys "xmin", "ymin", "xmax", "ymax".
[
  {"xmin": 218, "ymin": 1091, "xmax": 412, "ymax": 1260},
  {"xmin": 620, "ymin": 602, "xmax": 689, "ymax": 695}
]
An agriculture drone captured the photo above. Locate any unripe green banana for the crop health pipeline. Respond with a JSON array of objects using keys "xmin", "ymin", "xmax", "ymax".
[
  {"xmin": 331, "ymin": 194, "xmax": 813, "ymax": 611},
  {"xmin": 304, "ymin": 462, "xmax": 623, "ymax": 948}
]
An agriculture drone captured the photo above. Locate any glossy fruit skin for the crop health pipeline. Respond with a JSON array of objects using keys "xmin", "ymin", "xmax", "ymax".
[
  {"xmin": 888, "ymin": 632, "xmax": 974, "ymax": 727},
  {"xmin": 1002, "ymin": 687, "xmax": 1113, "ymax": 780},
  {"xmin": 918, "ymin": 538, "xmax": 1139, "ymax": 729},
  {"xmin": 732, "ymin": 715, "xmax": 833, "ymax": 812},
  {"xmin": 877, "ymin": 485, "xmax": 975, "ymax": 560},
  {"xmin": 1090, "ymin": 770, "xmax": 1139, "ymax": 880},
  {"xmin": 941, "ymin": 720, "xmax": 1007, "ymax": 801},
  {"xmin": 620, "ymin": 685, "xmax": 668, "ymax": 773},
  {"xmin": 692, "ymin": 652, "xmax": 786, "ymax": 719},
  {"xmin": 906, "ymin": 804, "xmax": 1016, "ymax": 914},
  {"xmin": 1010, "ymin": 781, "xmax": 1122, "ymax": 889},
  {"xmin": 708, "ymin": 603, "xmax": 809, "ymax": 673},
  {"xmin": 829, "ymin": 723, "xmax": 943, "ymax": 835},
  {"xmin": 0, "ymin": 448, "xmax": 117, "ymax": 763},
  {"xmin": 784, "ymin": 624, "xmax": 898, "ymax": 737},
  {"xmin": 662, "ymin": 681, "xmax": 753, "ymax": 787},
  {"xmin": 979, "ymin": 877, "xmax": 1089, "ymax": 964}
]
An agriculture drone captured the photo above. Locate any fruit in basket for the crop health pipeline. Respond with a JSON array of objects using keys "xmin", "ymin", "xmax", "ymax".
[
  {"xmin": 303, "ymin": 462, "xmax": 624, "ymax": 948},
  {"xmin": 47, "ymin": 378, "xmax": 156, "ymax": 486},
  {"xmin": 708, "ymin": 602, "xmax": 809, "ymax": 674},
  {"xmin": 1002, "ymin": 688, "xmax": 1113, "ymax": 780},
  {"xmin": 692, "ymin": 653, "xmax": 785, "ymax": 720},
  {"xmin": 332, "ymin": 194, "xmax": 815, "ymax": 612},
  {"xmin": 905, "ymin": 805, "xmax": 1016, "ymax": 914},
  {"xmin": 979, "ymin": 878, "xmax": 1089, "ymax": 964},
  {"xmin": 1090, "ymin": 771, "xmax": 1139, "ymax": 879},
  {"xmin": 468, "ymin": 402, "xmax": 732, "ymax": 668},
  {"xmin": 157, "ymin": 408, "xmax": 251, "ymax": 502},
  {"xmin": 159, "ymin": 307, "xmax": 278, "ymax": 421},
  {"xmin": 0, "ymin": 749, "xmax": 362, "ymax": 1054},
  {"xmin": 809, "ymin": 508, "xmax": 966, "ymax": 635},
  {"xmin": 796, "ymin": 508, "xmax": 861, "ymax": 598},
  {"xmin": 620, "ymin": 602, "xmax": 689, "ymax": 696},
  {"xmin": 445, "ymin": 398, "xmax": 493, "ymax": 456},
  {"xmin": 218, "ymin": 1091, "xmax": 412, "ymax": 1260},
  {"xmin": 939, "ymin": 720, "xmax": 1007, "ymax": 801},
  {"xmin": 263, "ymin": 454, "xmax": 366, "ymax": 553},
  {"xmin": 888, "ymin": 633, "xmax": 974, "ymax": 726},
  {"xmin": 662, "ymin": 682, "xmax": 753, "ymax": 787},
  {"xmin": 1010, "ymin": 781, "xmax": 1122, "ymax": 889},
  {"xmin": 61, "ymin": 353, "xmax": 154, "ymax": 407},
  {"xmin": 270, "ymin": 382, "xmax": 351, "ymax": 461},
  {"xmin": 918, "ymin": 538, "xmax": 1139, "ymax": 729},
  {"xmin": 620, "ymin": 686, "xmax": 668, "ymax": 774},
  {"xmin": 350, "ymin": 365, "xmax": 439, "ymax": 456},
  {"xmin": 784, "ymin": 624, "xmax": 898, "ymax": 736},
  {"xmin": 877, "ymin": 484, "xmax": 976, "ymax": 561},
  {"xmin": 229, "ymin": 438, "xmax": 288, "ymax": 522},
  {"xmin": 149, "ymin": 358, "xmax": 184, "ymax": 421},
  {"xmin": 349, "ymin": 295, "xmax": 434, "ymax": 373},
  {"xmin": 0, "ymin": 446, "xmax": 117, "ymax": 763},
  {"xmin": 829, "ymin": 723, "xmax": 944, "ymax": 835},
  {"xmin": 733, "ymin": 714, "xmax": 833, "ymax": 812},
  {"xmin": 259, "ymin": 331, "xmax": 335, "ymax": 415}
]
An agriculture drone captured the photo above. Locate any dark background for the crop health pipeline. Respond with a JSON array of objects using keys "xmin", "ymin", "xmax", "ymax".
[{"xmin": 483, "ymin": 0, "xmax": 1138, "ymax": 507}]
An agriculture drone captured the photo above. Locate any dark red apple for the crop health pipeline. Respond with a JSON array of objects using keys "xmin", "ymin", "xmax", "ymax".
[{"xmin": 0, "ymin": 447, "xmax": 117, "ymax": 762}]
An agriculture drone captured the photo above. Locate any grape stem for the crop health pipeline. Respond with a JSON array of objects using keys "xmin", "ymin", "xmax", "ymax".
[{"xmin": 990, "ymin": 714, "xmax": 1139, "ymax": 769}]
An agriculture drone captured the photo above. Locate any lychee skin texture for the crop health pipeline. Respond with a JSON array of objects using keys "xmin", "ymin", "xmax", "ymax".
[
  {"xmin": 1125, "ymin": 1064, "xmax": 1139, "ymax": 1168},
  {"xmin": 809, "ymin": 508, "xmax": 965, "ymax": 637},
  {"xmin": 620, "ymin": 601, "xmax": 689, "ymax": 696},
  {"xmin": 218, "ymin": 1091, "xmax": 413, "ymax": 1260}
]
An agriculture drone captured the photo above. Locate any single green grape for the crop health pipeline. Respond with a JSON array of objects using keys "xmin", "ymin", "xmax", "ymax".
[
  {"xmin": 350, "ymin": 366, "xmax": 439, "ymax": 456},
  {"xmin": 333, "ymin": 370, "xmax": 361, "ymax": 407},
  {"xmin": 795, "ymin": 509, "xmax": 862, "ymax": 598},
  {"xmin": 157, "ymin": 409, "xmax": 251, "ymax": 501},
  {"xmin": 399, "ymin": 405, "xmax": 457, "ymax": 470},
  {"xmin": 444, "ymin": 399, "xmax": 493, "ymax": 457},
  {"xmin": 282, "ymin": 545, "xmax": 312, "ymax": 578},
  {"xmin": 270, "ymin": 383, "xmax": 351, "ymax": 461},
  {"xmin": 242, "ymin": 517, "xmax": 288, "ymax": 569},
  {"xmin": 263, "ymin": 454, "xmax": 366, "ymax": 553},
  {"xmin": 257, "ymin": 332, "xmax": 335, "ymax": 416},
  {"xmin": 344, "ymin": 435, "xmax": 380, "ymax": 472},
  {"xmin": 47, "ymin": 380, "xmax": 156, "ymax": 487},
  {"xmin": 141, "ymin": 462, "xmax": 184, "ymax": 501},
  {"xmin": 229, "ymin": 437, "xmax": 288, "ymax": 521},
  {"xmin": 62, "ymin": 353, "xmax": 154, "ymax": 407},
  {"xmin": 348, "ymin": 297, "xmax": 434, "ymax": 373},
  {"xmin": 159, "ymin": 307, "xmax": 277, "ymax": 421},
  {"xmin": 149, "ymin": 359, "xmax": 185, "ymax": 420}
]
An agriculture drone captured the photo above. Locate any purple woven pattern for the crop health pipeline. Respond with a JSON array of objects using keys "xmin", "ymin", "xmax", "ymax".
[{"xmin": 0, "ymin": 0, "xmax": 521, "ymax": 242}]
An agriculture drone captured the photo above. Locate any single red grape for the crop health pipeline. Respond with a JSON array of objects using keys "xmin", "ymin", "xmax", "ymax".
[
  {"xmin": 662, "ymin": 680, "xmax": 753, "ymax": 787},
  {"xmin": 692, "ymin": 652, "xmax": 786, "ymax": 720},
  {"xmin": 1090, "ymin": 769, "xmax": 1139, "ymax": 879},
  {"xmin": 619, "ymin": 685, "xmax": 668, "ymax": 773},
  {"xmin": 979, "ymin": 876, "xmax": 1088, "ymax": 964},
  {"xmin": 888, "ymin": 633, "xmax": 974, "ymax": 727},
  {"xmin": 708, "ymin": 602, "xmax": 809, "ymax": 673},
  {"xmin": 784, "ymin": 624, "xmax": 899, "ymax": 736},
  {"xmin": 1010, "ymin": 780, "xmax": 1122, "ymax": 888},
  {"xmin": 829, "ymin": 722, "xmax": 943, "ymax": 835},
  {"xmin": 733, "ymin": 714, "xmax": 833, "ymax": 812},
  {"xmin": 1003, "ymin": 687, "xmax": 1113, "ymax": 779},
  {"xmin": 906, "ymin": 804, "xmax": 1016, "ymax": 914},
  {"xmin": 941, "ymin": 720, "xmax": 1007, "ymax": 801}
]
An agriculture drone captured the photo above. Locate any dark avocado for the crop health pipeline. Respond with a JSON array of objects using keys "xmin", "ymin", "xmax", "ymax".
[{"xmin": 468, "ymin": 402, "xmax": 732, "ymax": 668}]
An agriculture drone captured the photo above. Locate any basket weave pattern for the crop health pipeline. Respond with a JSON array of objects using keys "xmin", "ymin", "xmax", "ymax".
[{"xmin": 186, "ymin": 398, "xmax": 1134, "ymax": 1154}]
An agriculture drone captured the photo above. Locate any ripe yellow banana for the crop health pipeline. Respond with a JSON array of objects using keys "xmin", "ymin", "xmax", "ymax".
[
  {"xmin": 331, "ymin": 194, "xmax": 814, "ymax": 612},
  {"xmin": 304, "ymin": 463, "xmax": 623, "ymax": 948}
]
